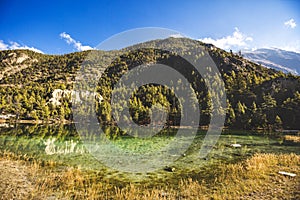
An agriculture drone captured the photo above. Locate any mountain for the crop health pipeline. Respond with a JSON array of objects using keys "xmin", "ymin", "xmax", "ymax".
[
  {"xmin": 243, "ymin": 48, "xmax": 300, "ymax": 75},
  {"xmin": 0, "ymin": 38, "xmax": 300, "ymax": 130}
]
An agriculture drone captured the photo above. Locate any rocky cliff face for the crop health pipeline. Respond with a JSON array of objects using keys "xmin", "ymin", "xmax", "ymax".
[{"xmin": 48, "ymin": 89, "xmax": 103, "ymax": 106}]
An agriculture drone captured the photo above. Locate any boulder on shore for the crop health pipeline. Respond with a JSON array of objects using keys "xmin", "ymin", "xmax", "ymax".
[{"xmin": 230, "ymin": 144, "xmax": 242, "ymax": 148}]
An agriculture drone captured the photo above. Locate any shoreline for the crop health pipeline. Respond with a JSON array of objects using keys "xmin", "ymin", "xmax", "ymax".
[
  {"xmin": 0, "ymin": 120, "xmax": 299, "ymax": 133},
  {"xmin": 0, "ymin": 119, "xmax": 72, "ymax": 125}
]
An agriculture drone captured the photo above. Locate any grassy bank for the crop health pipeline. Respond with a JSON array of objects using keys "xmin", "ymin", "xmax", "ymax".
[{"xmin": 0, "ymin": 151, "xmax": 299, "ymax": 200}]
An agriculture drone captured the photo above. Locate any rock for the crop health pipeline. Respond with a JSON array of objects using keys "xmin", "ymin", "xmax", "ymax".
[
  {"xmin": 164, "ymin": 166, "xmax": 175, "ymax": 172},
  {"xmin": 278, "ymin": 171, "xmax": 296, "ymax": 177},
  {"xmin": 47, "ymin": 89, "xmax": 103, "ymax": 106},
  {"xmin": 230, "ymin": 144, "xmax": 242, "ymax": 148}
]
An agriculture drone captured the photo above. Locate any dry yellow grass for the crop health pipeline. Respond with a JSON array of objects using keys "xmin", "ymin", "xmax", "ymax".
[
  {"xmin": 284, "ymin": 135, "xmax": 300, "ymax": 143},
  {"xmin": 0, "ymin": 159, "xmax": 34, "ymax": 199},
  {"xmin": 0, "ymin": 151, "xmax": 299, "ymax": 200}
]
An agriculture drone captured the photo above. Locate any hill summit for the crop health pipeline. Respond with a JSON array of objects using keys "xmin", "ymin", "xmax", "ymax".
[{"xmin": 0, "ymin": 37, "xmax": 299, "ymax": 130}]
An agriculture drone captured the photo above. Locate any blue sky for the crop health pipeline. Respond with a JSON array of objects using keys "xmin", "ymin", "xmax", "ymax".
[{"xmin": 0, "ymin": 0, "xmax": 299, "ymax": 54}]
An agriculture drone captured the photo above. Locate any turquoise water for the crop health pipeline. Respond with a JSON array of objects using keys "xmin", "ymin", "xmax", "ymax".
[{"xmin": 0, "ymin": 124, "xmax": 299, "ymax": 185}]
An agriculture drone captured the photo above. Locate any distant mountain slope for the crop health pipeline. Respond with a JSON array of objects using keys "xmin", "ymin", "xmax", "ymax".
[{"xmin": 243, "ymin": 48, "xmax": 300, "ymax": 75}]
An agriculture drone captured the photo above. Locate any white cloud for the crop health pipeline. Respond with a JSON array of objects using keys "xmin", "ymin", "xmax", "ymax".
[
  {"xmin": 169, "ymin": 33, "xmax": 185, "ymax": 38},
  {"xmin": 0, "ymin": 40, "xmax": 8, "ymax": 49},
  {"xmin": 275, "ymin": 40, "xmax": 300, "ymax": 53},
  {"xmin": 284, "ymin": 19, "xmax": 296, "ymax": 29},
  {"xmin": 199, "ymin": 27, "xmax": 253, "ymax": 51},
  {"xmin": 0, "ymin": 40, "xmax": 43, "ymax": 53},
  {"xmin": 60, "ymin": 32, "xmax": 94, "ymax": 51}
]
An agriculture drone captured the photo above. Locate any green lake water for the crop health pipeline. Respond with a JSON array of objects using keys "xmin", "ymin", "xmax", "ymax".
[{"xmin": 0, "ymin": 123, "xmax": 299, "ymax": 186}]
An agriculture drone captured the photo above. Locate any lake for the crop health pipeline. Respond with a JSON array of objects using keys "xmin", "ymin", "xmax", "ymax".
[{"xmin": 0, "ymin": 123, "xmax": 299, "ymax": 186}]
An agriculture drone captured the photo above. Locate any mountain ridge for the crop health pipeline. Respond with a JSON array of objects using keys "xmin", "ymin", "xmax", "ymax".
[
  {"xmin": 243, "ymin": 48, "xmax": 300, "ymax": 75},
  {"xmin": 0, "ymin": 37, "xmax": 299, "ymax": 130}
]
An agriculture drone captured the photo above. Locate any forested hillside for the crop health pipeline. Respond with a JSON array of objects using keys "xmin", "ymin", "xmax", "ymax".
[{"xmin": 0, "ymin": 38, "xmax": 299, "ymax": 130}]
